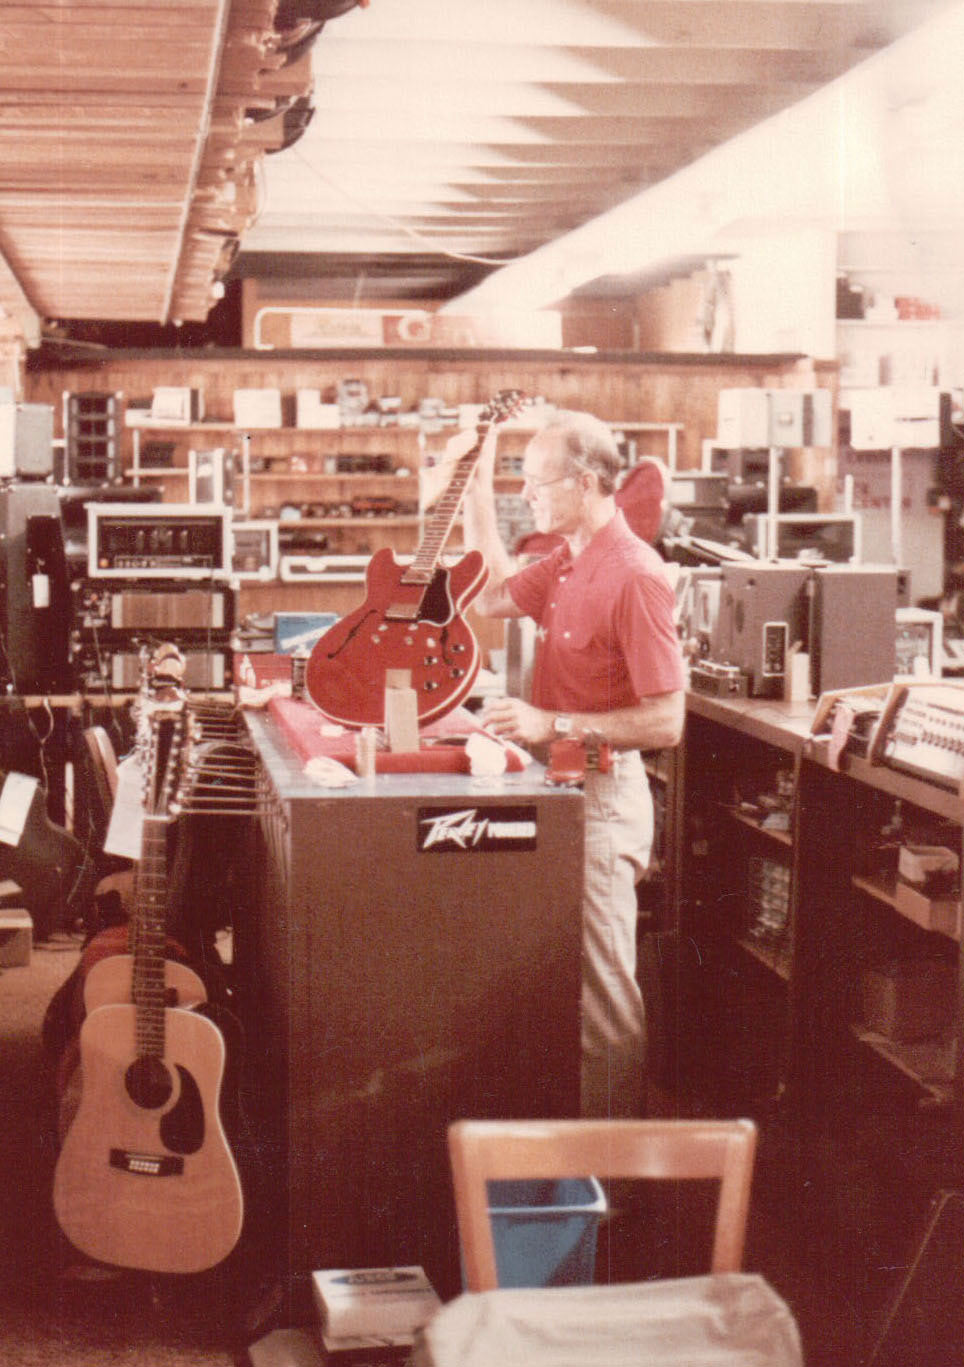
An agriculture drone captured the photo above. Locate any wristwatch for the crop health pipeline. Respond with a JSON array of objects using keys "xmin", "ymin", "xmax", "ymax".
[{"xmin": 552, "ymin": 714, "xmax": 575, "ymax": 737}]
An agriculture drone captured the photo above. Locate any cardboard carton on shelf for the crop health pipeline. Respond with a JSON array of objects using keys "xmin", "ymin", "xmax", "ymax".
[
  {"xmin": 861, "ymin": 958, "xmax": 956, "ymax": 1042},
  {"xmin": 895, "ymin": 844, "xmax": 960, "ymax": 938}
]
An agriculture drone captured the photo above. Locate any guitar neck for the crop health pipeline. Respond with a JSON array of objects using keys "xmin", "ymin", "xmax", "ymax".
[
  {"xmin": 405, "ymin": 419, "xmax": 496, "ymax": 584},
  {"xmin": 132, "ymin": 814, "xmax": 170, "ymax": 1059}
]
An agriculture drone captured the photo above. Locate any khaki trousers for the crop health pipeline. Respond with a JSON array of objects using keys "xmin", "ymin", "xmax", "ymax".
[{"xmin": 579, "ymin": 749, "xmax": 652, "ymax": 1118}]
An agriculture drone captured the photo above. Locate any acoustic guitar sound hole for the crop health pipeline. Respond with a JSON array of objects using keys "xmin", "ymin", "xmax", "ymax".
[{"xmin": 125, "ymin": 1055, "xmax": 173, "ymax": 1110}]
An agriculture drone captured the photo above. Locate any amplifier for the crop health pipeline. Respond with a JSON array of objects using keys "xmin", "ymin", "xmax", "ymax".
[
  {"xmin": 87, "ymin": 502, "xmax": 231, "ymax": 579},
  {"xmin": 71, "ymin": 643, "xmax": 229, "ymax": 693},
  {"xmin": 72, "ymin": 580, "xmax": 235, "ymax": 634},
  {"xmin": 70, "ymin": 577, "xmax": 235, "ymax": 693}
]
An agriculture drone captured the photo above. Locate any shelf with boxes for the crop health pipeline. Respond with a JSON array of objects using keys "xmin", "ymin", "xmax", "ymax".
[
  {"xmin": 677, "ymin": 689, "xmax": 964, "ymax": 1143},
  {"xmin": 676, "ymin": 697, "xmax": 807, "ymax": 1113},
  {"xmin": 683, "ymin": 707, "xmax": 800, "ymax": 985},
  {"xmin": 834, "ymin": 779, "xmax": 960, "ymax": 1109},
  {"xmin": 125, "ymin": 419, "xmax": 426, "ymax": 574}
]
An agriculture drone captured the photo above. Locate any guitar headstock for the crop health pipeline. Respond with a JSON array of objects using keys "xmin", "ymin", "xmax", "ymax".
[
  {"xmin": 141, "ymin": 703, "xmax": 187, "ymax": 819},
  {"xmin": 479, "ymin": 388, "xmax": 528, "ymax": 427},
  {"xmin": 133, "ymin": 643, "xmax": 188, "ymax": 819}
]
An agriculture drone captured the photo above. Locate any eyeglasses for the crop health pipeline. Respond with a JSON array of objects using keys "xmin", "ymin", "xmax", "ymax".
[{"xmin": 522, "ymin": 471, "xmax": 574, "ymax": 491}]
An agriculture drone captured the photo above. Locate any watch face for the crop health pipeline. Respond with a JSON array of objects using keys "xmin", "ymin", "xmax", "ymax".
[{"xmin": 554, "ymin": 715, "xmax": 573, "ymax": 736}]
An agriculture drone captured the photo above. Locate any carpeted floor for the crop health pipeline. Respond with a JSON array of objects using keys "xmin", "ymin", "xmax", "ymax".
[{"xmin": 0, "ymin": 933, "xmax": 258, "ymax": 1367}]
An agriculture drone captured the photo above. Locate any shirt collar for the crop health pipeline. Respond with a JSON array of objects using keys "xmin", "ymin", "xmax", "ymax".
[{"xmin": 566, "ymin": 509, "xmax": 630, "ymax": 576}]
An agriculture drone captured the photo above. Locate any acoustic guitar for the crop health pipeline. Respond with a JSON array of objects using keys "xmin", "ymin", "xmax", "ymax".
[
  {"xmin": 305, "ymin": 389, "xmax": 528, "ymax": 728},
  {"xmin": 53, "ymin": 698, "xmax": 243, "ymax": 1274},
  {"xmin": 83, "ymin": 669, "xmax": 206, "ymax": 1019}
]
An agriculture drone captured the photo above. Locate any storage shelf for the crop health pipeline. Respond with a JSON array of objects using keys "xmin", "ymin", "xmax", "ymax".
[
  {"xmin": 249, "ymin": 472, "xmax": 416, "ymax": 484},
  {"xmin": 126, "ymin": 468, "xmax": 187, "ymax": 478},
  {"xmin": 852, "ymin": 873, "xmax": 897, "ymax": 907},
  {"xmin": 850, "ymin": 1023, "xmax": 955, "ymax": 1106},
  {"xmin": 128, "ymin": 419, "xmax": 421, "ymax": 436},
  {"xmin": 729, "ymin": 808, "xmax": 793, "ymax": 848},
  {"xmin": 735, "ymin": 933, "xmax": 792, "ymax": 981},
  {"xmin": 272, "ymin": 516, "xmax": 422, "ymax": 529}
]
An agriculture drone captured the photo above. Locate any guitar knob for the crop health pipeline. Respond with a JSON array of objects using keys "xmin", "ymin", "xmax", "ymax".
[
  {"xmin": 424, "ymin": 655, "xmax": 439, "ymax": 665},
  {"xmin": 424, "ymin": 681, "xmax": 439, "ymax": 691},
  {"xmin": 451, "ymin": 643, "xmax": 466, "ymax": 653},
  {"xmin": 451, "ymin": 668, "xmax": 465, "ymax": 679}
]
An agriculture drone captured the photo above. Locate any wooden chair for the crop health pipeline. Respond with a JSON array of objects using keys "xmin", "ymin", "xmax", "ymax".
[
  {"xmin": 80, "ymin": 725, "xmax": 118, "ymax": 845},
  {"xmin": 448, "ymin": 1117, "xmax": 758, "ymax": 1293}
]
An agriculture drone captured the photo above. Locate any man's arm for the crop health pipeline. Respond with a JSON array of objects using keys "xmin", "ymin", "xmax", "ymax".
[
  {"xmin": 455, "ymin": 426, "xmax": 523, "ymax": 618},
  {"xmin": 482, "ymin": 688, "xmax": 685, "ymax": 751}
]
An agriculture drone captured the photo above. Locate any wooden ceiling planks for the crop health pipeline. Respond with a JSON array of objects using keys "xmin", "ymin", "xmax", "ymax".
[{"xmin": 0, "ymin": 0, "xmax": 297, "ymax": 338}]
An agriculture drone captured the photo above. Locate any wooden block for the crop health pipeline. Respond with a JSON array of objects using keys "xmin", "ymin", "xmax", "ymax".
[
  {"xmin": 0, "ymin": 879, "xmax": 22, "ymax": 907},
  {"xmin": 0, "ymin": 910, "xmax": 31, "ymax": 967},
  {"xmin": 385, "ymin": 685, "xmax": 419, "ymax": 753}
]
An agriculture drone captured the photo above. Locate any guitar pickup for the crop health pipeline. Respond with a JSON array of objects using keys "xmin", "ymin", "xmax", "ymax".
[
  {"xmin": 110, "ymin": 1148, "xmax": 184, "ymax": 1177},
  {"xmin": 386, "ymin": 602, "xmax": 420, "ymax": 622}
]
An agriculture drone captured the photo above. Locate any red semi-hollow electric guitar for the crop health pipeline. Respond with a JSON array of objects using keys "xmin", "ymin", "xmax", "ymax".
[{"xmin": 305, "ymin": 390, "xmax": 527, "ymax": 728}]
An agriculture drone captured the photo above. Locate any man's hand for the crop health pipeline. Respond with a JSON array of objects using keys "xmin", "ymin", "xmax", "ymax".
[
  {"xmin": 421, "ymin": 424, "xmax": 498, "ymax": 508},
  {"xmin": 481, "ymin": 695, "xmax": 552, "ymax": 746}
]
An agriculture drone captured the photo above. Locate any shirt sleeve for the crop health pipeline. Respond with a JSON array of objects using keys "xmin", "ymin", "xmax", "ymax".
[{"xmin": 616, "ymin": 570, "xmax": 686, "ymax": 698}]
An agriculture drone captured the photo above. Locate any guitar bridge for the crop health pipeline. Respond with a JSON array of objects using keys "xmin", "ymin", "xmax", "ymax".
[{"xmin": 110, "ymin": 1148, "xmax": 184, "ymax": 1177}]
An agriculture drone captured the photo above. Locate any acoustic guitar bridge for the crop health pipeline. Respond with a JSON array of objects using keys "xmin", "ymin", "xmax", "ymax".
[{"xmin": 109, "ymin": 1148, "xmax": 184, "ymax": 1177}]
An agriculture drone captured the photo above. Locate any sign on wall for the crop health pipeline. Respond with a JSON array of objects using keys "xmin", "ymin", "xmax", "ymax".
[{"xmin": 250, "ymin": 305, "xmax": 561, "ymax": 351}]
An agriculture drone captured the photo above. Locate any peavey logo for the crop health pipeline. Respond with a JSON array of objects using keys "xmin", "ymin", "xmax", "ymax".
[{"xmin": 417, "ymin": 805, "xmax": 537, "ymax": 853}]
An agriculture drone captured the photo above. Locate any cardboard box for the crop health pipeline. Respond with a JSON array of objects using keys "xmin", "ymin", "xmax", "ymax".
[
  {"xmin": 273, "ymin": 612, "xmax": 339, "ymax": 655},
  {"xmin": 312, "ymin": 1266, "xmax": 440, "ymax": 1344},
  {"xmin": 894, "ymin": 879, "xmax": 961, "ymax": 939},
  {"xmin": 296, "ymin": 390, "xmax": 341, "ymax": 430},
  {"xmin": 0, "ymin": 909, "xmax": 31, "ymax": 966},
  {"xmin": 233, "ymin": 387, "xmax": 282, "ymax": 428},
  {"xmin": 861, "ymin": 959, "xmax": 956, "ymax": 1042}
]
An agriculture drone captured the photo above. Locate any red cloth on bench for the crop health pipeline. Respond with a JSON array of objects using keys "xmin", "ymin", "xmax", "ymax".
[{"xmin": 267, "ymin": 697, "xmax": 526, "ymax": 774}]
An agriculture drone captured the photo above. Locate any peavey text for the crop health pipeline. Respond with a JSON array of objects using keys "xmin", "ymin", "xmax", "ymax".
[{"xmin": 417, "ymin": 805, "xmax": 538, "ymax": 853}]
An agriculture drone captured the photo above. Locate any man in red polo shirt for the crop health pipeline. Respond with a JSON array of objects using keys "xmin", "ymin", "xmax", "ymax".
[{"xmin": 461, "ymin": 408, "xmax": 685, "ymax": 1117}]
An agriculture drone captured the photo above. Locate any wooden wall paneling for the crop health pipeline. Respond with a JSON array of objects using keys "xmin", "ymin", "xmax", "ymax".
[{"xmin": 26, "ymin": 350, "xmax": 835, "ymax": 497}]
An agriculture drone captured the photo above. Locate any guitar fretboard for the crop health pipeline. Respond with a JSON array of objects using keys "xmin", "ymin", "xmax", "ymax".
[
  {"xmin": 402, "ymin": 391, "xmax": 526, "ymax": 587},
  {"xmin": 132, "ymin": 815, "xmax": 171, "ymax": 1060}
]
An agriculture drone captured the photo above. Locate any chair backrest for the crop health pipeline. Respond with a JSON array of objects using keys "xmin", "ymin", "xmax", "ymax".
[
  {"xmin": 84, "ymin": 726, "xmax": 118, "ymax": 801},
  {"xmin": 78, "ymin": 726, "xmax": 119, "ymax": 850},
  {"xmin": 448, "ymin": 1118, "xmax": 758, "ymax": 1292}
]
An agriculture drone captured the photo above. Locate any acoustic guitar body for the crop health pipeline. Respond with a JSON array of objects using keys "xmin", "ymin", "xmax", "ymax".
[
  {"xmin": 83, "ymin": 954, "xmax": 207, "ymax": 1016},
  {"xmin": 53, "ymin": 1002, "xmax": 243, "ymax": 1274},
  {"xmin": 305, "ymin": 546, "xmax": 488, "ymax": 728}
]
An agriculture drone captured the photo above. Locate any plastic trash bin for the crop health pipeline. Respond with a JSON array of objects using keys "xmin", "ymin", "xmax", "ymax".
[{"xmin": 485, "ymin": 1178, "xmax": 607, "ymax": 1288}]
